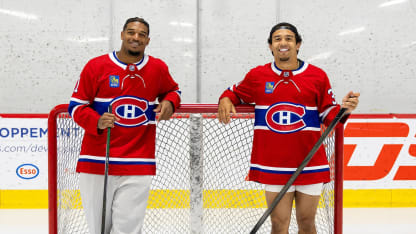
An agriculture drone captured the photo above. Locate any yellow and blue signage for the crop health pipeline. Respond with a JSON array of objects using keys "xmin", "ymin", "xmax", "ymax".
[
  {"xmin": 265, "ymin": 82, "xmax": 274, "ymax": 94},
  {"xmin": 109, "ymin": 75, "xmax": 120, "ymax": 88}
]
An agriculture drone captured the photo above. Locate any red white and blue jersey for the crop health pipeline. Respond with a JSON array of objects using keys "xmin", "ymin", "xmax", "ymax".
[
  {"xmin": 220, "ymin": 60, "xmax": 340, "ymax": 185},
  {"xmin": 68, "ymin": 52, "xmax": 181, "ymax": 176}
]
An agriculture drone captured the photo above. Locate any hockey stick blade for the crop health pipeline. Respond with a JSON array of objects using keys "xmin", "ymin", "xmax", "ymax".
[
  {"xmin": 250, "ymin": 107, "xmax": 348, "ymax": 234},
  {"xmin": 101, "ymin": 105, "xmax": 112, "ymax": 234}
]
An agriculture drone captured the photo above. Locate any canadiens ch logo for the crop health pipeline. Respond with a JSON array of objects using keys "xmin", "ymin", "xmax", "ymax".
[
  {"xmin": 110, "ymin": 96, "xmax": 149, "ymax": 127},
  {"xmin": 265, "ymin": 102, "xmax": 306, "ymax": 133}
]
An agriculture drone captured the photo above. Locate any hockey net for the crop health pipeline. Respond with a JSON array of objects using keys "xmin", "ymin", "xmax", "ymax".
[{"xmin": 48, "ymin": 104, "xmax": 343, "ymax": 234}]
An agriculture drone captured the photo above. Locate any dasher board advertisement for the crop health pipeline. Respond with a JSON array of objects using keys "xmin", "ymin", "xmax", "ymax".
[{"xmin": 0, "ymin": 113, "xmax": 416, "ymax": 208}]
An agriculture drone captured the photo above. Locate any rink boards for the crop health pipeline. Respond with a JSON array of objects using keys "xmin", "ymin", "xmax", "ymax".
[{"xmin": 1, "ymin": 114, "xmax": 416, "ymax": 208}]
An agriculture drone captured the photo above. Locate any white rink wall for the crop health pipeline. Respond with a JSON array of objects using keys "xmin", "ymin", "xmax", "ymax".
[{"xmin": 0, "ymin": 0, "xmax": 415, "ymax": 113}]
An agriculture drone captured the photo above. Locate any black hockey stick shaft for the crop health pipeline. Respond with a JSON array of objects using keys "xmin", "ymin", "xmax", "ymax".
[
  {"xmin": 101, "ymin": 105, "xmax": 112, "ymax": 234},
  {"xmin": 250, "ymin": 107, "xmax": 348, "ymax": 234}
]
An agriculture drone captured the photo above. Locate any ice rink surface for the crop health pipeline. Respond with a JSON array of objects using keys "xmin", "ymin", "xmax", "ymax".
[{"xmin": 0, "ymin": 208, "xmax": 415, "ymax": 234}]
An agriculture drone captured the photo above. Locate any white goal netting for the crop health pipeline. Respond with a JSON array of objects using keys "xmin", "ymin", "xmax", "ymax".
[{"xmin": 48, "ymin": 104, "xmax": 342, "ymax": 234}]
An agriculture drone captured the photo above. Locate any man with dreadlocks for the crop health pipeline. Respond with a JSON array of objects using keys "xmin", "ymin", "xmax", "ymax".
[{"xmin": 68, "ymin": 17, "xmax": 181, "ymax": 234}]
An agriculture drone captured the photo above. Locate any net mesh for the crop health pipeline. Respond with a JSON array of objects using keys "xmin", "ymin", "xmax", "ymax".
[
  {"xmin": 52, "ymin": 110, "xmax": 337, "ymax": 234},
  {"xmin": 55, "ymin": 113, "xmax": 88, "ymax": 233}
]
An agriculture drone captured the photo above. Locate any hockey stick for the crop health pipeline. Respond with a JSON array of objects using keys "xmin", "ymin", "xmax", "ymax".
[
  {"xmin": 101, "ymin": 105, "xmax": 112, "ymax": 234},
  {"xmin": 250, "ymin": 107, "xmax": 348, "ymax": 234}
]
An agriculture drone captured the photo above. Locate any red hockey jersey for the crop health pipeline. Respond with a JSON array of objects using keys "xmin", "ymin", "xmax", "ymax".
[
  {"xmin": 220, "ymin": 61, "xmax": 340, "ymax": 185},
  {"xmin": 69, "ymin": 52, "xmax": 181, "ymax": 176}
]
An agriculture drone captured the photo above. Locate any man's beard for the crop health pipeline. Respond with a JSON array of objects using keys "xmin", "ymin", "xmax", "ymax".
[
  {"xmin": 127, "ymin": 50, "xmax": 142, "ymax": 57},
  {"xmin": 279, "ymin": 57, "xmax": 290, "ymax": 62}
]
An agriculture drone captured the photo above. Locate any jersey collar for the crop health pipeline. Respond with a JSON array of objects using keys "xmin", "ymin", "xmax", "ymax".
[
  {"xmin": 271, "ymin": 59, "xmax": 308, "ymax": 76},
  {"xmin": 109, "ymin": 51, "xmax": 149, "ymax": 70}
]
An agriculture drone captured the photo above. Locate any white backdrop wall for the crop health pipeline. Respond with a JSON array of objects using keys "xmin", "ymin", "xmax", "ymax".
[{"xmin": 0, "ymin": 0, "xmax": 415, "ymax": 113}]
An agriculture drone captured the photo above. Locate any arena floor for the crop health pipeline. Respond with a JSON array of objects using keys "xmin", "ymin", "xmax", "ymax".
[{"xmin": 0, "ymin": 208, "xmax": 415, "ymax": 234}]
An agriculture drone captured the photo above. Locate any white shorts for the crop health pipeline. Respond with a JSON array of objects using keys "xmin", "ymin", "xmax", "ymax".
[{"xmin": 264, "ymin": 183, "xmax": 323, "ymax": 196}]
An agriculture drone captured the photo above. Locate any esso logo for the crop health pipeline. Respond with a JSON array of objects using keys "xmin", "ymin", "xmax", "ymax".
[
  {"xmin": 16, "ymin": 164, "xmax": 39, "ymax": 179},
  {"xmin": 265, "ymin": 102, "xmax": 306, "ymax": 133},
  {"xmin": 111, "ymin": 96, "xmax": 149, "ymax": 127}
]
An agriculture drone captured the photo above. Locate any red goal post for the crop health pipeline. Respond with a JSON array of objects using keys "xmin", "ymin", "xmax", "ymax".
[{"xmin": 48, "ymin": 103, "xmax": 343, "ymax": 234}]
